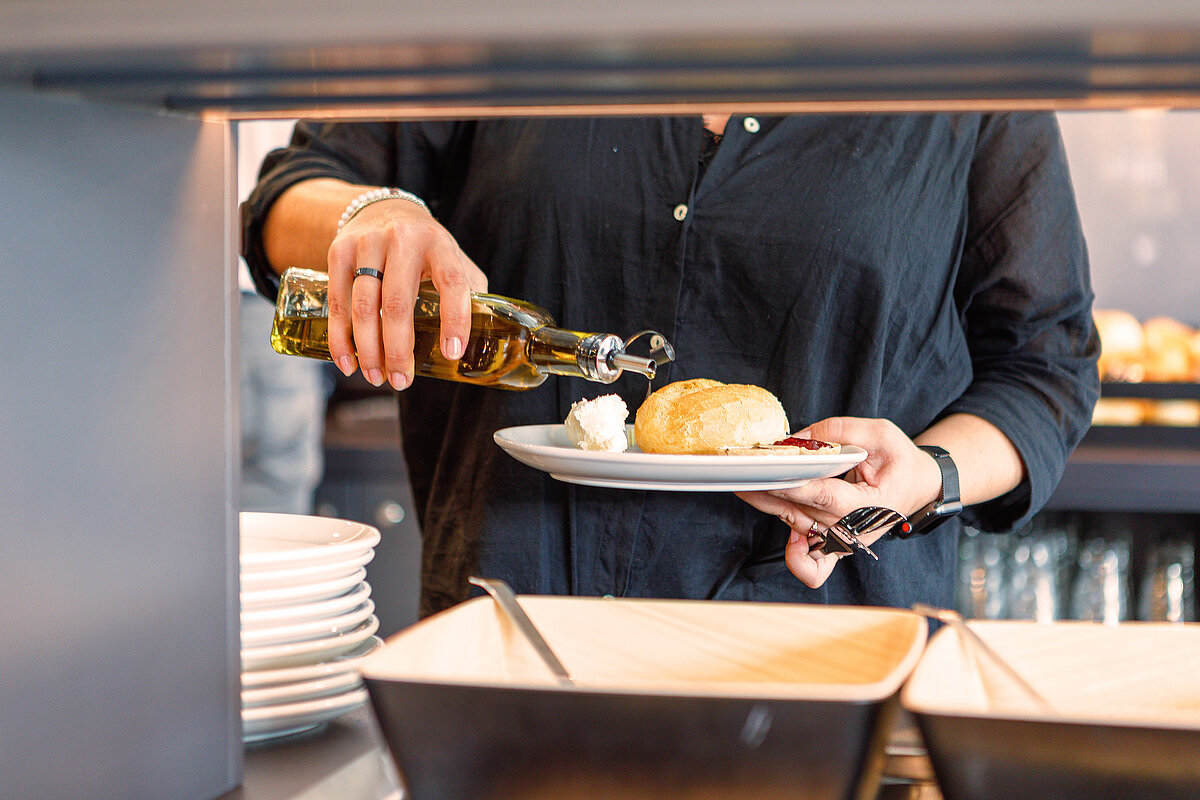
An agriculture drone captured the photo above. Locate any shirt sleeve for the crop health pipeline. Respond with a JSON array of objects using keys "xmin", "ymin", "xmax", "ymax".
[
  {"xmin": 946, "ymin": 112, "xmax": 1100, "ymax": 532},
  {"xmin": 238, "ymin": 120, "xmax": 463, "ymax": 300}
]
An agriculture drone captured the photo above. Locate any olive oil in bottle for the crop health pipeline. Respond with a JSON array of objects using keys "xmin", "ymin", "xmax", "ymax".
[
  {"xmin": 271, "ymin": 315, "xmax": 331, "ymax": 361},
  {"xmin": 270, "ymin": 267, "xmax": 668, "ymax": 390}
]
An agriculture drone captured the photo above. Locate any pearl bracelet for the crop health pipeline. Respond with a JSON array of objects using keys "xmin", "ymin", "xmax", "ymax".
[{"xmin": 336, "ymin": 187, "xmax": 428, "ymax": 233}]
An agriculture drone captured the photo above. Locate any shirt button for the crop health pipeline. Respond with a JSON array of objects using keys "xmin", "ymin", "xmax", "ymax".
[
  {"xmin": 743, "ymin": 117, "xmax": 760, "ymax": 133},
  {"xmin": 673, "ymin": 204, "xmax": 688, "ymax": 221}
]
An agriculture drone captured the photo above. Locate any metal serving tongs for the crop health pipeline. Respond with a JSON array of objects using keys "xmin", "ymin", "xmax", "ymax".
[
  {"xmin": 809, "ymin": 506, "xmax": 912, "ymax": 560},
  {"xmin": 469, "ymin": 576, "xmax": 574, "ymax": 687},
  {"xmin": 912, "ymin": 603, "xmax": 1055, "ymax": 713},
  {"xmin": 750, "ymin": 506, "xmax": 908, "ymax": 565}
]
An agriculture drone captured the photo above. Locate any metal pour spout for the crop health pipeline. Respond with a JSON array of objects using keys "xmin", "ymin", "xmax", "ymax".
[{"xmin": 609, "ymin": 352, "xmax": 657, "ymax": 379}]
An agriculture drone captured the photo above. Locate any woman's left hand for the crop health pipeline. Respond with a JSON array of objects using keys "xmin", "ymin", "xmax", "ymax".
[{"xmin": 736, "ymin": 416, "xmax": 942, "ymax": 588}]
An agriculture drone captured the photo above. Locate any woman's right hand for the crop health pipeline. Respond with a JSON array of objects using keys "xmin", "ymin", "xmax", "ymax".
[{"xmin": 324, "ymin": 194, "xmax": 488, "ymax": 390}]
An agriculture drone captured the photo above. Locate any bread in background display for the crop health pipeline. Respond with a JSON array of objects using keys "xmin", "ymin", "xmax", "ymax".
[
  {"xmin": 1142, "ymin": 316, "xmax": 1196, "ymax": 382},
  {"xmin": 1143, "ymin": 399, "xmax": 1200, "ymax": 427},
  {"xmin": 1092, "ymin": 309, "xmax": 1200, "ymax": 427},
  {"xmin": 1095, "ymin": 309, "xmax": 1200, "ymax": 383},
  {"xmin": 1094, "ymin": 308, "xmax": 1148, "ymax": 382}
]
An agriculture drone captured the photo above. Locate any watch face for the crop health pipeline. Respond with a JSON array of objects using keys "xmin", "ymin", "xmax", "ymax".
[{"xmin": 907, "ymin": 503, "xmax": 946, "ymax": 536}]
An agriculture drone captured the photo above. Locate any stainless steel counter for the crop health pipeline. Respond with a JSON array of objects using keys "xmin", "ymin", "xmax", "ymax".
[{"xmin": 222, "ymin": 707, "xmax": 403, "ymax": 800}]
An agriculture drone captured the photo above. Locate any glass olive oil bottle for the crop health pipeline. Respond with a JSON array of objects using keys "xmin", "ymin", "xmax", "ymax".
[{"xmin": 271, "ymin": 267, "xmax": 666, "ymax": 390}]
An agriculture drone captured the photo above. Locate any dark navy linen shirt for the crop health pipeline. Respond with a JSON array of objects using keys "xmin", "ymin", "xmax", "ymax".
[{"xmin": 242, "ymin": 113, "xmax": 1099, "ymax": 617}]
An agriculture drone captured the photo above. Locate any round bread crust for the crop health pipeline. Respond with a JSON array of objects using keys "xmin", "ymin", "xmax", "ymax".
[{"xmin": 634, "ymin": 379, "xmax": 789, "ymax": 454}]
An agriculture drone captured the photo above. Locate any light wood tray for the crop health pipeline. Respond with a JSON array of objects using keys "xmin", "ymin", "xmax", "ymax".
[
  {"xmin": 903, "ymin": 620, "xmax": 1200, "ymax": 728},
  {"xmin": 363, "ymin": 595, "xmax": 926, "ymax": 701}
]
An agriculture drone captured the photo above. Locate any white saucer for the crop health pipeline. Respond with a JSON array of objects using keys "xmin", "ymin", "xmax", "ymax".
[
  {"xmin": 241, "ymin": 615, "xmax": 380, "ymax": 671},
  {"xmin": 241, "ymin": 670, "xmax": 364, "ymax": 709},
  {"xmin": 494, "ymin": 424, "xmax": 867, "ymax": 491},
  {"xmin": 240, "ymin": 567, "xmax": 366, "ymax": 610},
  {"xmin": 241, "ymin": 582, "xmax": 372, "ymax": 630},
  {"xmin": 241, "ymin": 636, "xmax": 383, "ymax": 689},
  {"xmin": 240, "ymin": 512, "xmax": 381, "ymax": 570},
  {"xmin": 241, "ymin": 686, "xmax": 369, "ymax": 742},
  {"xmin": 240, "ymin": 549, "xmax": 374, "ymax": 592},
  {"xmin": 241, "ymin": 599, "xmax": 375, "ymax": 648}
]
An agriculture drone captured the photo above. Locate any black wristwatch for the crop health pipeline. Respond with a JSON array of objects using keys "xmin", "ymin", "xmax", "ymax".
[{"xmin": 894, "ymin": 445, "xmax": 963, "ymax": 538}]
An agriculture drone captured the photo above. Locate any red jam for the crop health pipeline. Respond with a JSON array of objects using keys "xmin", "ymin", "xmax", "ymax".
[{"xmin": 773, "ymin": 436, "xmax": 834, "ymax": 451}]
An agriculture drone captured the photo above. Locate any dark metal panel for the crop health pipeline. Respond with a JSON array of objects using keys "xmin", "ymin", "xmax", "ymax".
[
  {"xmin": 0, "ymin": 88, "xmax": 240, "ymax": 798},
  {"xmin": 4, "ymin": 2, "xmax": 1200, "ymax": 113}
]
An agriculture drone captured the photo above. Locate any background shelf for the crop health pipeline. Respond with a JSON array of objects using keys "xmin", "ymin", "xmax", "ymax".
[
  {"xmin": 1051, "ymin": 443, "xmax": 1200, "ymax": 514},
  {"xmin": 1100, "ymin": 381, "xmax": 1200, "ymax": 400}
]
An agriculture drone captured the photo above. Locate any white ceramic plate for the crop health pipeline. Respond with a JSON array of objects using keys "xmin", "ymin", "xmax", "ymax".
[
  {"xmin": 241, "ymin": 686, "xmax": 369, "ymax": 743},
  {"xmin": 240, "ymin": 567, "xmax": 367, "ymax": 610},
  {"xmin": 241, "ymin": 615, "xmax": 380, "ymax": 671},
  {"xmin": 241, "ymin": 670, "xmax": 364, "ymax": 709},
  {"xmin": 240, "ymin": 549, "xmax": 374, "ymax": 592},
  {"xmin": 241, "ymin": 599, "xmax": 376, "ymax": 648},
  {"xmin": 242, "ymin": 636, "xmax": 383, "ymax": 689},
  {"xmin": 494, "ymin": 424, "xmax": 867, "ymax": 491},
  {"xmin": 240, "ymin": 512, "xmax": 381, "ymax": 570},
  {"xmin": 241, "ymin": 581, "xmax": 372, "ymax": 630}
]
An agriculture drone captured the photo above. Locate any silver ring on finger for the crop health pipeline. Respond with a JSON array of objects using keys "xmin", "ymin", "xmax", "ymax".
[{"xmin": 353, "ymin": 267, "xmax": 384, "ymax": 281}]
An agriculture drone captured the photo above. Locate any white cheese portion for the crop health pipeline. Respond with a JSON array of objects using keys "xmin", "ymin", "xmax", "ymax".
[{"xmin": 565, "ymin": 394, "xmax": 629, "ymax": 452}]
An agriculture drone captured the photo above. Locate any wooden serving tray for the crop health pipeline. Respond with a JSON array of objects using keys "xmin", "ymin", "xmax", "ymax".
[
  {"xmin": 903, "ymin": 620, "xmax": 1200, "ymax": 800},
  {"xmin": 364, "ymin": 595, "xmax": 924, "ymax": 699},
  {"xmin": 362, "ymin": 597, "xmax": 927, "ymax": 800}
]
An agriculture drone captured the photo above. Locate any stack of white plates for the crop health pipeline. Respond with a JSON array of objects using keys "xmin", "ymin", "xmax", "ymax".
[{"xmin": 240, "ymin": 511, "xmax": 384, "ymax": 743}]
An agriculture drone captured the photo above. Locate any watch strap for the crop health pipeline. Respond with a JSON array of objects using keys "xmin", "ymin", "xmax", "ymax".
[{"xmin": 894, "ymin": 445, "xmax": 963, "ymax": 538}]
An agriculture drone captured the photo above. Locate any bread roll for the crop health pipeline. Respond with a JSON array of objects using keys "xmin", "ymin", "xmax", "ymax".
[{"xmin": 633, "ymin": 378, "xmax": 789, "ymax": 454}]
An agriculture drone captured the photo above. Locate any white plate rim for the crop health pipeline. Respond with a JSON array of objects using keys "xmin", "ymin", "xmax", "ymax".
[
  {"xmin": 494, "ymin": 424, "xmax": 867, "ymax": 489},
  {"xmin": 241, "ymin": 687, "xmax": 369, "ymax": 736},
  {"xmin": 240, "ymin": 615, "xmax": 380, "ymax": 670},
  {"xmin": 242, "ymin": 720, "xmax": 324, "ymax": 743},
  {"xmin": 240, "ymin": 567, "xmax": 367, "ymax": 609},
  {"xmin": 241, "ymin": 581, "xmax": 372, "ymax": 629},
  {"xmin": 240, "ymin": 599, "xmax": 376, "ymax": 647},
  {"xmin": 240, "ymin": 512, "xmax": 382, "ymax": 568},
  {"xmin": 241, "ymin": 635, "xmax": 383, "ymax": 688},
  {"xmin": 242, "ymin": 685, "xmax": 369, "ymax": 723},
  {"xmin": 240, "ymin": 549, "xmax": 375, "ymax": 590},
  {"xmin": 241, "ymin": 670, "xmax": 364, "ymax": 708}
]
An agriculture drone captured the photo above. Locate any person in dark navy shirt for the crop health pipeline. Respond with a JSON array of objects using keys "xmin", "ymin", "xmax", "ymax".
[{"xmin": 242, "ymin": 113, "xmax": 1099, "ymax": 618}]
